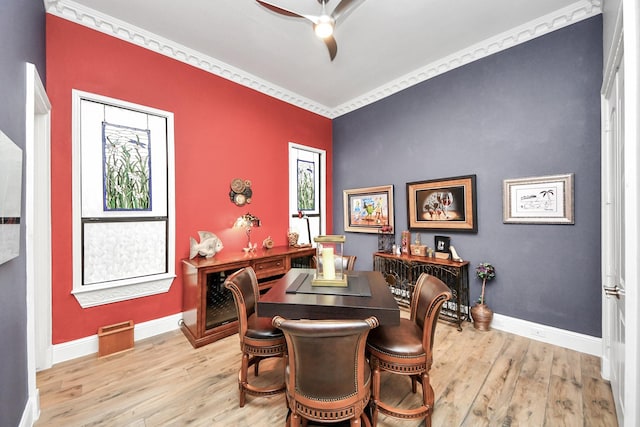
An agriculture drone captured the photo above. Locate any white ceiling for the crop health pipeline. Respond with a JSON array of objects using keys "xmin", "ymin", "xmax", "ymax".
[{"xmin": 45, "ymin": 0, "xmax": 601, "ymax": 117}]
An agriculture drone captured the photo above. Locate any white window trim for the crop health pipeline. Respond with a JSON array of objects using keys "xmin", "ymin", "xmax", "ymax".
[
  {"xmin": 288, "ymin": 142, "xmax": 326, "ymax": 242},
  {"xmin": 71, "ymin": 90, "xmax": 175, "ymax": 308}
]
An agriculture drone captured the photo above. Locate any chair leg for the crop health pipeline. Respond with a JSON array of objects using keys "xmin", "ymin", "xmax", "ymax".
[
  {"xmin": 254, "ymin": 356, "xmax": 261, "ymax": 376},
  {"xmin": 290, "ymin": 413, "xmax": 301, "ymax": 427},
  {"xmin": 369, "ymin": 356, "xmax": 380, "ymax": 427},
  {"xmin": 422, "ymin": 371, "xmax": 434, "ymax": 427},
  {"xmin": 239, "ymin": 352, "xmax": 249, "ymax": 407}
]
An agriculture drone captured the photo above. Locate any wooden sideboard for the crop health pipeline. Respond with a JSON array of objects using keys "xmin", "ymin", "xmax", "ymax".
[
  {"xmin": 181, "ymin": 245, "xmax": 315, "ymax": 348},
  {"xmin": 373, "ymin": 252, "xmax": 470, "ymax": 330}
]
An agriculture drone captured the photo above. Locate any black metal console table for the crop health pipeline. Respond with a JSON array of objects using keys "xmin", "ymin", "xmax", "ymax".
[{"xmin": 373, "ymin": 252, "xmax": 470, "ymax": 330}]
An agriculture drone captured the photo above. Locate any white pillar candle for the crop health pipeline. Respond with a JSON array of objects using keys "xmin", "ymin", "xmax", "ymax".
[{"xmin": 322, "ymin": 247, "xmax": 336, "ymax": 280}]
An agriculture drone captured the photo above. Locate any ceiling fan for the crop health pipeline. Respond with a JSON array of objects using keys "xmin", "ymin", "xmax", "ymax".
[{"xmin": 256, "ymin": 0, "xmax": 366, "ymax": 61}]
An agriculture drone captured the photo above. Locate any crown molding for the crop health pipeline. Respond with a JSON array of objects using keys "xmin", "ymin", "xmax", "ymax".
[
  {"xmin": 44, "ymin": 0, "xmax": 334, "ymax": 118},
  {"xmin": 45, "ymin": 0, "xmax": 601, "ymax": 119},
  {"xmin": 333, "ymin": 0, "xmax": 602, "ymax": 117}
]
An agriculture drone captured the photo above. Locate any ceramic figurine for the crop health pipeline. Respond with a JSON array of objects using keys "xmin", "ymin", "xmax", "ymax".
[
  {"xmin": 263, "ymin": 236, "xmax": 274, "ymax": 249},
  {"xmin": 189, "ymin": 231, "xmax": 223, "ymax": 259}
]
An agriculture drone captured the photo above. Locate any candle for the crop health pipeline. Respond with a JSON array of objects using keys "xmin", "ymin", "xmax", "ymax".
[{"xmin": 322, "ymin": 247, "xmax": 336, "ymax": 280}]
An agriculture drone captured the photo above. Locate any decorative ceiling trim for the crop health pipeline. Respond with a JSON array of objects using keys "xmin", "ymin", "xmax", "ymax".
[
  {"xmin": 333, "ymin": 0, "xmax": 602, "ymax": 117},
  {"xmin": 45, "ymin": 0, "xmax": 601, "ymax": 119},
  {"xmin": 44, "ymin": 0, "xmax": 334, "ymax": 118}
]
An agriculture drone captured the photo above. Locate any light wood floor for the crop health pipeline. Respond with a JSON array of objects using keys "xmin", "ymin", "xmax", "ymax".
[{"xmin": 36, "ymin": 320, "xmax": 617, "ymax": 427}]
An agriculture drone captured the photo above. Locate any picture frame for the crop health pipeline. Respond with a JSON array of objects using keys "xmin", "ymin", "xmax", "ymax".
[
  {"xmin": 407, "ymin": 175, "xmax": 477, "ymax": 232},
  {"xmin": 343, "ymin": 185, "xmax": 394, "ymax": 233},
  {"xmin": 434, "ymin": 235, "xmax": 450, "ymax": 253},
  {"xmin": 503, "ymin": 173, "xmax": 574, "ymax": 224}
]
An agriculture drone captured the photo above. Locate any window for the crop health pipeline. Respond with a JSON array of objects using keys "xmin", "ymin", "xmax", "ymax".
[
  {"xmin": 71, "ymin": 90, "xmax": 175, "ymax": 307},
  {"xmin": 288, "ymin": 143, "xmax": 326, "ymax": 244}
]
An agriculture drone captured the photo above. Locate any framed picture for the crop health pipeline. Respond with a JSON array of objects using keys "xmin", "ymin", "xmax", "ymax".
[
  {"xmin": 343, "ymin": 185, "xmax": 394, "ymax": 233},
  {"xmin": 503, "ymin": 173, "xmax": 574, "ymax": 224},
  {"xmin": 407, "ymin": 175, "xmax": 477, "ymax": 232},
  {"xmin": 434, "ymin": 235, "xmax": 450, "ymax": 253}
]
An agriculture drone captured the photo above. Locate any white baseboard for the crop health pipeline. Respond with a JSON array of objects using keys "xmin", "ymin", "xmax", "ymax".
[
  {"xmin": 51, "ymin": 313, "xmax": 183, "ymax": 365},
  {"xmin": 18, "ymin": 389, "xmax": 38, "ymax": 427},
  {"xmin": 49, "ymin": 311, "xmax": 601, "ymax": 366},
  {"xmin": 490, "ymin": 312, "xmax": 602, "ymax": 357}
]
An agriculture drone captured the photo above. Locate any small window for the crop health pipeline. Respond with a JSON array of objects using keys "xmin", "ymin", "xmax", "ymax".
[
  {"xmin": 288, "ymin": 143, "xmax": 326, "ymax": 245},
  {"xmin": 71, "ymin": 90, "xmax": 176, "ymax": 307}
]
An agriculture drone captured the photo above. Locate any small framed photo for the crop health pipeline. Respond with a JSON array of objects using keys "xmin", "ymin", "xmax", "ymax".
[
  {"xmin": 407, "ymin": 175, "xmax": 477, "ymax": 233},
  {"xmin": 343, "ymin": 185, "xmax": 394, "ymax": 233},
  {"xmin": 434, "ymin": 235, "xmax": 450, "ymax": 253},
  {"xmin": 503, "ymin": 173, "xmax": 574, "ymax": 224}
]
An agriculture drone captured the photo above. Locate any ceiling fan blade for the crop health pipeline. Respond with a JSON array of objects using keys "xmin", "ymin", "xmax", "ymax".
[
  {"xmin": 256, "ymin": 0, "xmax": 319, "ymax": 24},
  {"xmin": 323, "ymin": 35, "xmax": 337, "ymax": 61},
  {"xmin": 331, "ymin": 0, "xmax": 366, "ymax": 23}
]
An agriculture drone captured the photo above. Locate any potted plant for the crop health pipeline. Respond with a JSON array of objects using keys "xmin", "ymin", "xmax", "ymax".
[{"xmin": 470, "ymin": 262, "xmax": 496, "ymax": 330}]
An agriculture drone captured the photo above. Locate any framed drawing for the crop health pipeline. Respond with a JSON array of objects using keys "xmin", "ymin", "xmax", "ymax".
[
  {"xmin": 343, "ymin": 185, "xmax": 394, "ymax": 233},
  {"xmin": 503, "ymin": 173, "xmax": 574, "ymax": 224},
  {"xmin": 407, "ymin": 175, "xmax": 477, "ymax": 232}
]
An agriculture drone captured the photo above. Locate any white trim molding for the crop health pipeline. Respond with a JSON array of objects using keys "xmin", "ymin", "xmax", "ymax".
[
  {"xmin": 490, "ymin": 312, "xmax": 602, "ymax": 357},
  {"xmin": 45, "ymin": 0, "xmax": 602, "ymax": 119},
  {"xmin": 51, "ymin": 313, "xmax": 183, "ymax": 364}
]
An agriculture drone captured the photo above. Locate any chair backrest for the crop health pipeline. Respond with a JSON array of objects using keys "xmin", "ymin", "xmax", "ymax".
[
  {"xmin": 311, "ymin": 254, "xmax": 357, "ymax": 271},
  {"xmin": 224, "ymin": 267, "xmax": 260, "ymax": 338},
  {"xmin": 410, "ymin": 273, "xmax": 452, "ymax": 356},
  {"xmin": 273, "ymin": 316, "xmax": 378, "ymax": 404}
]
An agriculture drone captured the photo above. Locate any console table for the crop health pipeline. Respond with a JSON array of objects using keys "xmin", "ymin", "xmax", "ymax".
[
  {"xmin": 181, "ymin": 246, "xmax": 315, "ymax": 348},
  {"xmin": 373, "ymin": 252, "xmax": 470, "ymax": 330}
]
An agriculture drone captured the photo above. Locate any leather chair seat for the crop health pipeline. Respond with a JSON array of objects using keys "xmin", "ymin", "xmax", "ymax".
[
  {"xmin": 366, "ymin": 274, "xmax": 451, "ymax": 427},
  {"xmin": 246, "ymin": 313, "xmax": 284, "ymax": 340},
  {"xmin": 367, "ymin": 318, "xmax": 425, "ymax": 357},
  {"xmin": 274, "ymin": 316, "xmax": 378, "ymax": 427},
  {"xmin": 225, "ymin": 267, "xmax": 286, "ymax": 407}
]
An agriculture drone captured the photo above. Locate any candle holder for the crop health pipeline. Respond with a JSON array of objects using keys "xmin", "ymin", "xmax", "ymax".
[{"xmin": 312, "ymin": 235, "xmax": 347, "ymax": 287}]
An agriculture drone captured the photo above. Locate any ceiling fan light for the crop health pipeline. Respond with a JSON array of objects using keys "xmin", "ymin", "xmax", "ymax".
[{"xmin": 314, "ymin": 16, "xmax": 334, "ymax": 38}]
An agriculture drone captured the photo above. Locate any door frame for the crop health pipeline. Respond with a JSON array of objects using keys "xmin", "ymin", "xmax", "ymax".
[
  {"xmin": 25, "ymin": 62, "xmax": 52, "ymax": 422},
  {"xmin": 601, "ymin": 2, "xmax": 640, "ymax": 426},
  {"xmin": 620, "ymin": 1, "xmax": 640, "ymax": 425}
]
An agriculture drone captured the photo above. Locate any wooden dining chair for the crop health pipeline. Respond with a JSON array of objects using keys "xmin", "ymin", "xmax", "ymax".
[
  {"xmin": 311, "ymin": 254, "xmax": 357, "ymax": 271},
  {"xmin": 273, "ymin": 315, "xmax": 379, "ymax": 427},
  {"xmin": 366, "ymin": 273, "xmax": 451, "ymax": 427},
  {"xmin": 224, "ymin": 267, "xmax": 286, "ymax": 407}
]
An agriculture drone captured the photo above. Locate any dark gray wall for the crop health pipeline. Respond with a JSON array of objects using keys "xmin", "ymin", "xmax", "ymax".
[
  {"xmin": 333, "ymin": 16, "xmax": 603, "ymax": 337},
  {"xmin": 0, "ymin": 0, "xmax": 46, "ymax": 425}
]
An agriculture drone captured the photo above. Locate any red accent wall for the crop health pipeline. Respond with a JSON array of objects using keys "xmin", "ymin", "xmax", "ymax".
[{"xmin": 46, "ymin": 15, "xmax": 333, "ymax": 343}]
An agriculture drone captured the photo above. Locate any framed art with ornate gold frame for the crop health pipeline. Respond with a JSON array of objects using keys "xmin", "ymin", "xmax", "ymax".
[
  {"xmin": 343, "ymin": 185, "xmax": 394, "ymax": 234},
  {"xmin": 407, "ymin": 175, "xmax": 477, "ymax": 233}
]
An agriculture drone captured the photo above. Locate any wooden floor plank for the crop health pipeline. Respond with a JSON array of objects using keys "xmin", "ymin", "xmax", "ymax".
[
  {"xmin": 461, "ymin": 333, "xmax": 529, "ymax": 427},
  {"xmin": 544, "ymin": 374, "xmax": 584, "ymax": 427},
  {"xmin": 36, "ymin": 324, "xmax": 617, "ymax": 427}
]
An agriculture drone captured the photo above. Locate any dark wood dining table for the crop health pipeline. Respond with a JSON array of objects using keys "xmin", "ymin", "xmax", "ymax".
[{"xmin": 257, "ymin": 268, "xmax": 400, "ymax": 326}]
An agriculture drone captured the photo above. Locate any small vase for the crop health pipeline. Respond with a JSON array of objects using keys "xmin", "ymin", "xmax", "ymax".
[{"xmin": 470, "ymin": 303, "xmax": 493, "ymax": 331}]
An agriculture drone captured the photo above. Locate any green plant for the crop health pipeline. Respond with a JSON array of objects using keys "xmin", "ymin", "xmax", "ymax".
[{"xmin": 476, "ymin": 262, "xmax": 496, "ymax": 305}]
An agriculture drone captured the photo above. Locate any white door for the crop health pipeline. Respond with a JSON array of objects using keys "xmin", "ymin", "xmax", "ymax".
[{"xmin": 602, "ymin": 55, "xmax": 626, "ymax": 425}]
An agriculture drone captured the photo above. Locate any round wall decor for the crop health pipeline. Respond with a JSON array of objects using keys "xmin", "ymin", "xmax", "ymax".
[{"xmin": 229, "ymin": 178, "xmax": 253, "ymax": 206}]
